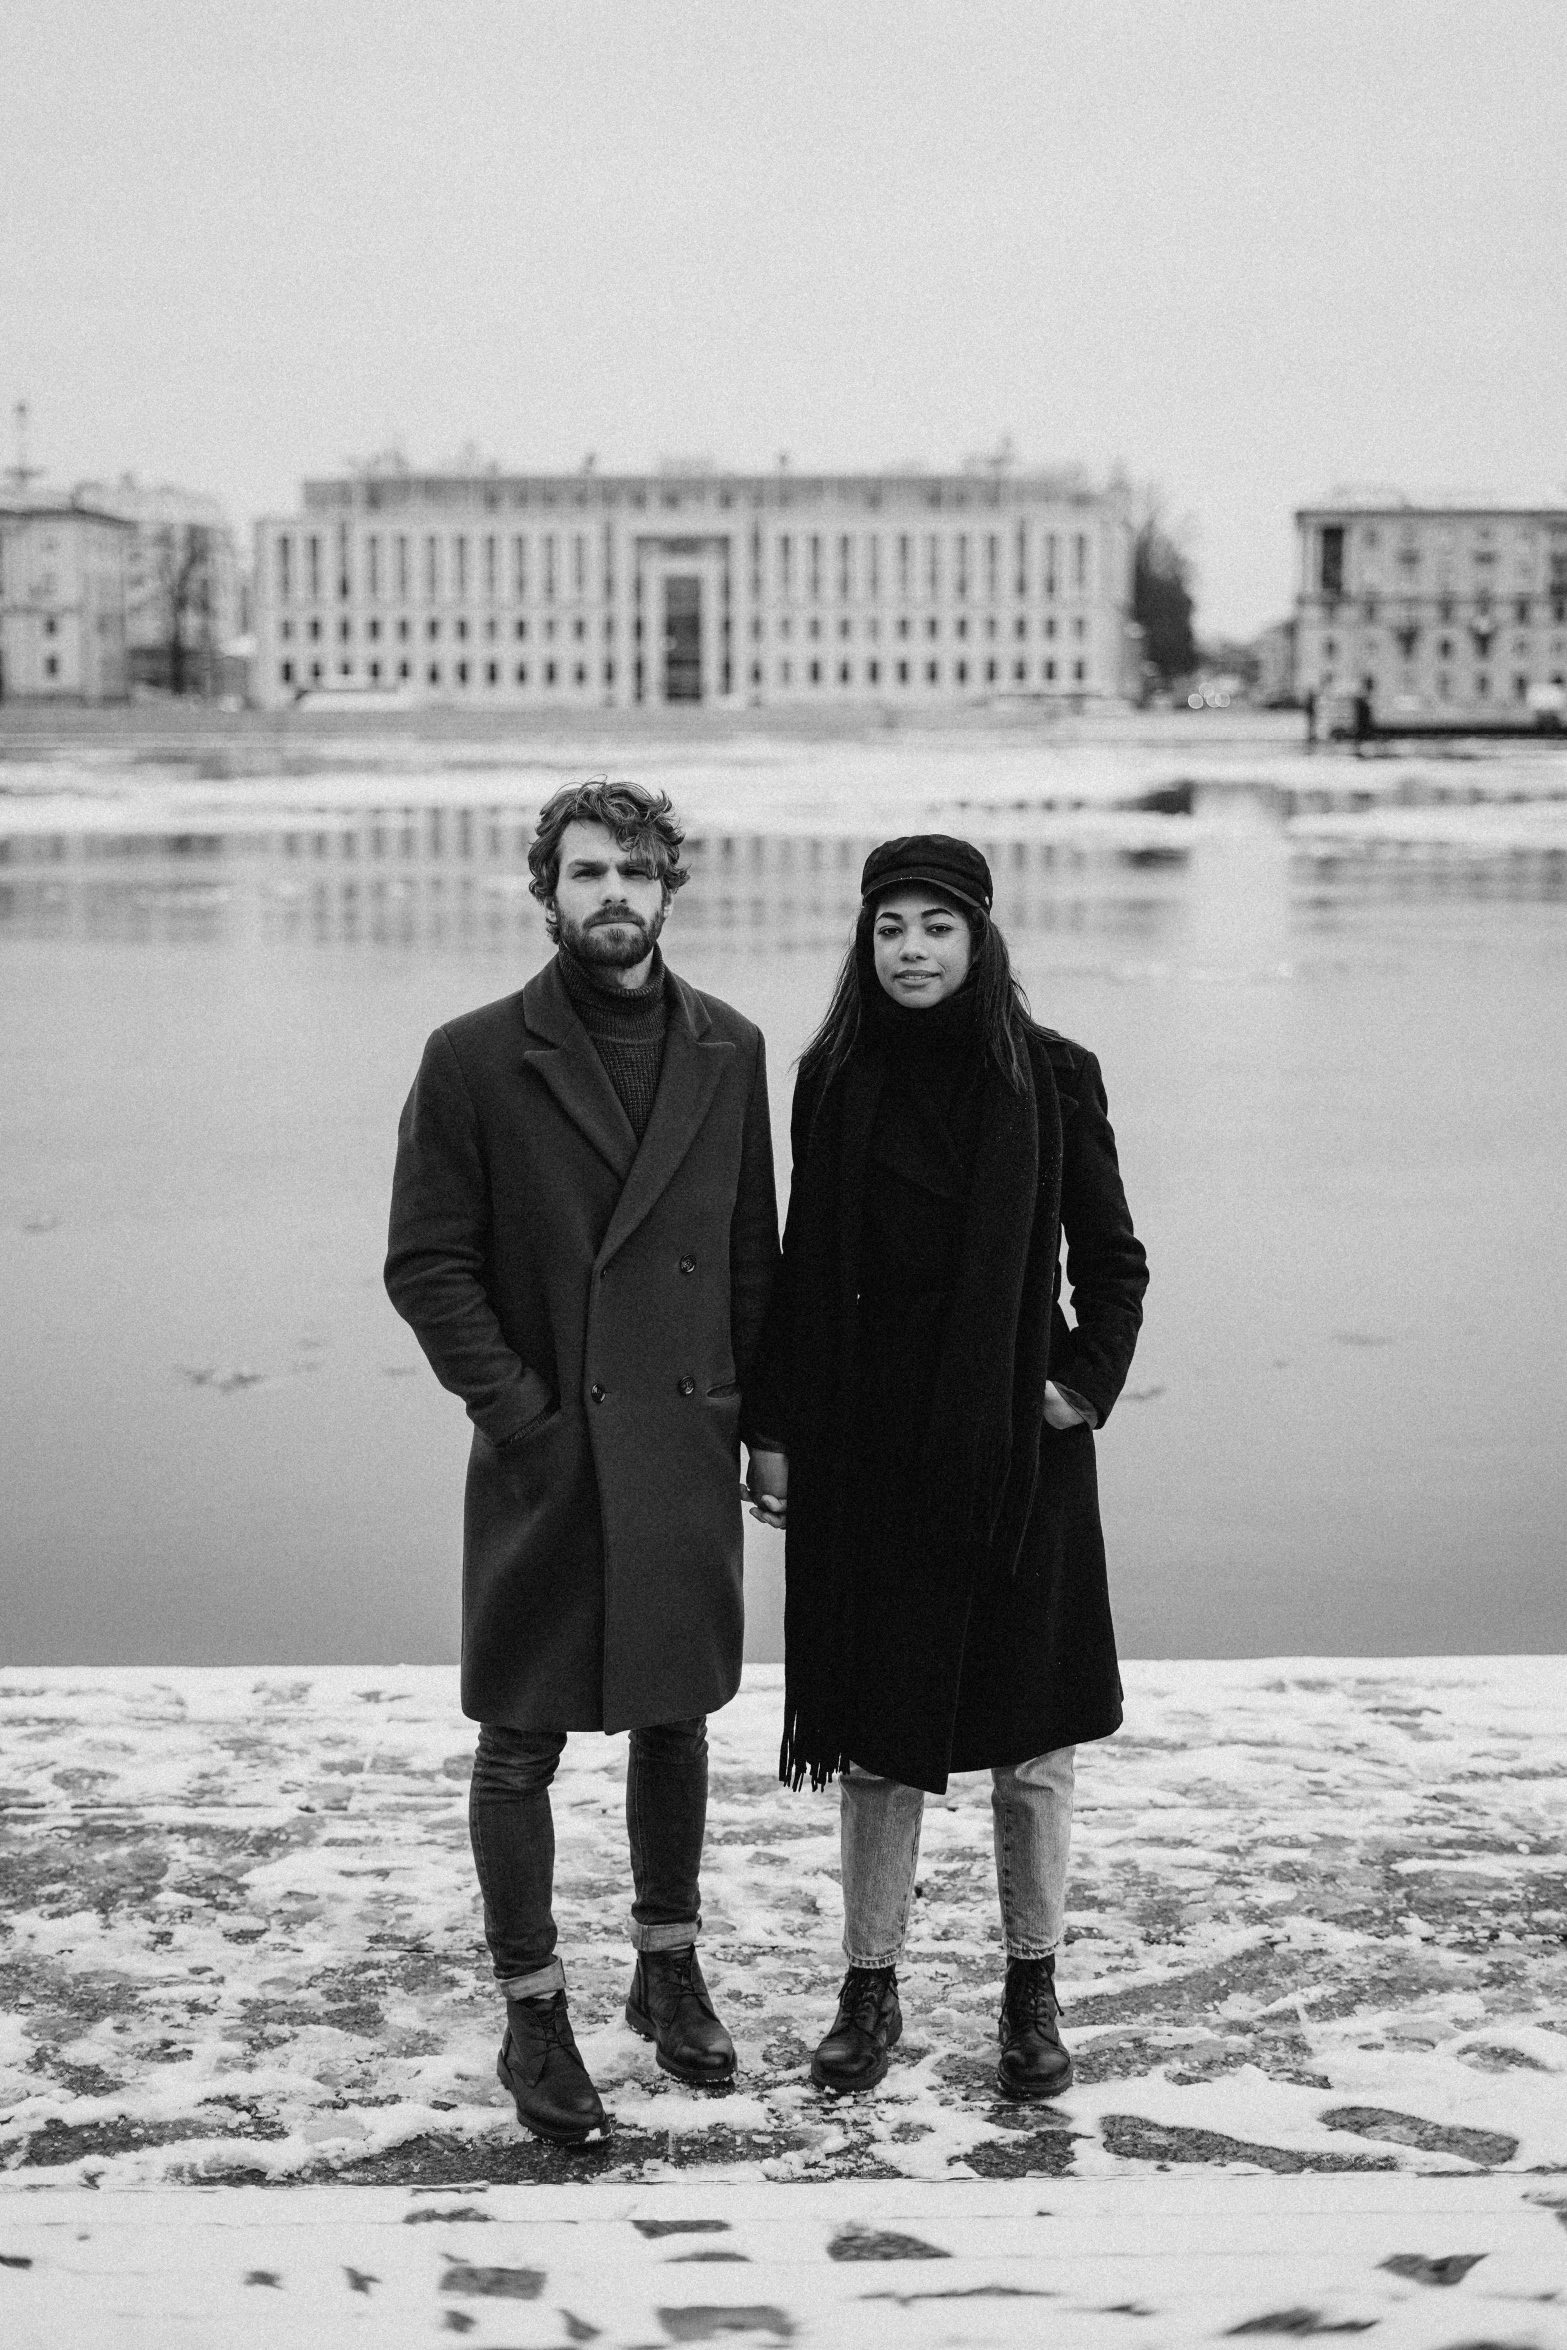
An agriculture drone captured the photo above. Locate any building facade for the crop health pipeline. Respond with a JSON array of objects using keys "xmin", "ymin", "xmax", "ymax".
[
  {"xmin": 252, "ymin": 463, "xmax": 1133, "ymax": 712},
  {"xmin": 1295, "ymin": 491, "xmax": 1567, "ymax": 726},
  {"xmin": 74, "ymin": 476, "xmax": 245, "ymax": 696},
  {"xmin": 0, "ymin": 502, "xmax": 132, "ymax": 703}
]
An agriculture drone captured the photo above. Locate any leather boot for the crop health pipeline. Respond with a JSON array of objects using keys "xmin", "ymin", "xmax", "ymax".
[
  {"xmin": 496, "ymin": 1991, "xmax": 607, "ymax": 2143},
  {"xmin": 810, "ymin": 1965, "xmax": 902, "ymax": 2093},
  {"xmin": 996, "ymin": 1954, "xmax": 1072, "ymax": 2098},
  {"xmin": 625, "ymin": 1946, "xmax": 736, "ymax": 2086}
]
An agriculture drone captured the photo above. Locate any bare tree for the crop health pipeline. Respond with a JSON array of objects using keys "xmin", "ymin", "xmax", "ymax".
[
  {"xmin": 153, "ymin": 524, "xmax": 214, "ymax": 696},
  {"xmin": 1130, "ymin": 487, "xmax": 1199, "ymax": 690}
]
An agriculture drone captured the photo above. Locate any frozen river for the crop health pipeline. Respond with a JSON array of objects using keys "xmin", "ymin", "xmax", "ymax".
[{"xmin": 3, "ymin": 729, "xmax": 1565, "ymax": 1666}]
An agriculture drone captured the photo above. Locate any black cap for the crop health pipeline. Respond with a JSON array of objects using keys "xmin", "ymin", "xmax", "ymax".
[{"xmin": 860, "ymin": 834, "xmax": 993, "ymax": 916}]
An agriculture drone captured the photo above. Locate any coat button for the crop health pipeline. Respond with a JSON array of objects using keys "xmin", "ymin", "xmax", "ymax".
[
  {"xmin": 677, "ymin": 1375, "xmax": 695, "ymax": 1396},
  {"xmin": 679, "ymin": 1254, "xmax": 696, "ymax": 1275},
  {"xmin": 590, "ymin": 1383, "xmax": 605, "ymax": 1403}
]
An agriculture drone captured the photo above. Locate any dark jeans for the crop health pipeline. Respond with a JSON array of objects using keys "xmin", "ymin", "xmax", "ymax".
[{"xmin": 468, "ymin": 1716, "xmax": 708, "ymax": 1998}]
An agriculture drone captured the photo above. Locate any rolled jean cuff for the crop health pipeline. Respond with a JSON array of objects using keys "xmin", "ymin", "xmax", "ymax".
[
  {"xmin": 843, "ymin": 1944, "xmax": 904, "ymax": 1971},
  {"xmin": 499, "ymin": 1956, "xmax": 565, "ymax": 2001},
  {"xmin": 1004, "ymin": 1939, "xmax": 1059, "ymax": 1962},
  {"xmin": 628, "ymin": 1914, "xmax": 700, "ymax": 1953}
]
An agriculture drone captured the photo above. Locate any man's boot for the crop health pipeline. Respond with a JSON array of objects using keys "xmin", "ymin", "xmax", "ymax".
[
  {"xmin": 625, "ymin": 1946, "xmax": 736, "ymax": 2086},
  {"xmin": 810, "ymin": 1965, "xmax": 902, "ymax": 2093},
  {"xmin": 996, "ymin": 1954, "xmax": 1072, "ymax": 2098},
  {"xmin": 496, "ymin": 1990, "xmax": 607, "ymax": 2143}
]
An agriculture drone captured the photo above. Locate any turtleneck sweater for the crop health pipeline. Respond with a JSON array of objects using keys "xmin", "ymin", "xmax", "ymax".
[{"xmin": 557, "ymin": 944, "xmax": 669, "ymax": 1141}]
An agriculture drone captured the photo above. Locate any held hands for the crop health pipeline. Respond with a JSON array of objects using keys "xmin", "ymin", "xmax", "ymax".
[
  {"xmin": 1042, "ymin": 1380, "xmax": 1088, "ymax": 1432},
  {"xmin": 745, "ymin": 1447, "xmax": 788, "ymax": 1530}
]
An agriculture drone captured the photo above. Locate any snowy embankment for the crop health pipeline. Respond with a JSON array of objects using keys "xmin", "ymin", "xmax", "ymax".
[{"xmin": 2, "ymin": 1661, "xmax": 1561, "ymax": 2191}]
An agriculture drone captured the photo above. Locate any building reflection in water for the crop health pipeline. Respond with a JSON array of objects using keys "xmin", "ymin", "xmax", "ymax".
[{"xmin": 1, "ymin": 799, "xmax": 1563, "ymax": 951}]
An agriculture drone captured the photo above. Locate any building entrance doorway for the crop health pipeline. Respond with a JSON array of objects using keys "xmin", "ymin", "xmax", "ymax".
[{"xmin": 663, "ymin": 575, "xmax": 702, "ymax": 702}]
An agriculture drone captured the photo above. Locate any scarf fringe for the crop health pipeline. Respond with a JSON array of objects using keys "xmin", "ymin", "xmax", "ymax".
[{"xmin": 778, "ymin": 1699, "xmax": 853, "ymax": 1795}]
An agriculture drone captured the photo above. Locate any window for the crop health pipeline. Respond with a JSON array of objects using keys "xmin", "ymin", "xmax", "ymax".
[
  {"xmin": 1045, "ymin": 659, "xmax": 1056, "ymax": 681},
  {"xmin": 1073, "ymin": 659, "xmax": 1085, "ymax": 681},
  {"xmin": 809, "ymin": 660, "xmax": 821, "ymax": 684},
  {"xmin": 544, "ymin": 537, "xmax": 557, "ymax": 602},
  {"xmin": 897, "ymin": 660, "xmax": 909, "ymax": 684},
  {"xmin": 424, "ymin": 536, "xmax": 438, "ymax": 600},
  {"xmin": 926, "ymin": 661, "xmax": 938, "ymax": 684},
  {"xmin": 486, "ymin": 661, "xmax": 498, "ymax": 685},
  {"xmin": 837, "ymin": 534, "xmax": 851, "ymax": 599},
  {"xmin": 1476, "ymin": 673, "xmax": 1489, "ymax": 698},
  {"xmin": 1517, "ymin": 599, "xmax": 1531, "ymax": 623},
  {"xmin": 339, "ymin": 619, "xmax": 351, "ymax": 643},
  {"xmin": 396, "ymin": 536, "xmax": 409, "ymax": 598},
  {"xmin": 397, "ymin": 618, "xmax": 409, "ymax": 641},
  {"xmin": 485, "ymin": 535, "xmax": 497, "ymax": 599},
  {"xmin": 1514, "ymin": 673, "xmax": 1530, "ymax": 702},
  {"xmin": 427, "ymin": 618, "xmax": 440, "ymax": 641},
  {"xmin": 809, "ymin": 536, "xmax": 822, "ymax": 601},
  {"xmin": 515, "ymin": 618, "xmax": 527, "ymax": 640},
  {"xmin": 370, "ymin": 660, "xmax": 381, "ymax": 682},
  {"xmin": 574, "ymin": 664, "xmax": 586, "ymax": 685},
  {"xmin": 513, "ymin": 536, "xmax": 527, "ymax": 600},
  {"xmin": 280, "ymin": 660, "xmax": 294, "ymax": 685},
  {"xmin": 956, "ymin": 660, "xmax": 968, "ymax": 685},
  {"xmin": 277, "ymin": 537, "xmax": 292, "ymax": 603},
  {"xmin": 280, "ymin": 619, "xmax": 293, "ymax": 641},
  {"xmin": 428, "ymin": 662, "xmax": 440, "ymax": 684},
  {"xmin": 1073, "ymin": 533, "xmax": 1088, "ymax": 592},
  {"xmin": 926, "ymin": 616, "xmax": 938, "ymax": 640},
  {"xmin": 44, "ymin": 616, "xmax": 57, "ymax": 637},
  {"xmin": 516, "ymin": 663, "xmax": 528, "ymax": 684},
  {"xmin": 367, "ymin": 536, "xmax": 380, "ymax": 600},
  {"xmin": 308, "ymin": 535, "xmax": 321, "ymax": 598},
  {"xmin": 868, "ymin": 660, "xmax": 880, "ymax": 684},
  {"xmin": 986, "ymin": 660, "xmax": 997, "ymax": 683},
  {"xmin": 1014, "ymin": 660, "xmax": 1025, "ymax": 682},
  {"xmin": 399, "ymin": 660, "xmax": 410, "ymax": 681},
  {"xmin": 956, "ymin": 617, "xmax": 968, "ymax": 641},
  {"xmin": 546, "ymin": 661, "xmax": 557, "ymax": 685},
  {"xmin": 897, "ymin": 535, "xmax": 911, "ymax": 596},
  {"xmin": 367, "ymin": 618, "xmax": 380, "ymax": 641},
  {"xmin": 1319, "ymin": 526, "xmax": 1345, "ymax": 597},
  {"xmin": 838, "ymin": 661, "xmax": 850, "ymax": 684},
  {"xmin": 309, "ymin": 618, "xmax": 321, "ymax": 641},
  {"xmin": 780, "ymin": 660, "xmax": 791, "ymax": 686},
  {"xmin": 1044, "ymin": 534, "xmax": 1058, "ymax": 597}
]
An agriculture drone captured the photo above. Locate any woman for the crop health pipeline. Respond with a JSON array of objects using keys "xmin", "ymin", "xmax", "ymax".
[{"xmin": 746, "ymin": 834, "xmax": 1148, "ymax": 2099}]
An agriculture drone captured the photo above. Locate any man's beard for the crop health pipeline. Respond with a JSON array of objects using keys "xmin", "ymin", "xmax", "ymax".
[{"xmin": 558, "ymin": 899, "xmax": 664, "ymax": 971}]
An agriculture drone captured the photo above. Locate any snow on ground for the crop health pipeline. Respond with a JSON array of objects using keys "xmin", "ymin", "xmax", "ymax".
[
  {"xmin": 1, "ymin": 1661, "xmax": 1562, "ymax": 2195},
  {"xmin": 2, "ymin": 2175, "xmax": 1564, "ymax": 2348}
]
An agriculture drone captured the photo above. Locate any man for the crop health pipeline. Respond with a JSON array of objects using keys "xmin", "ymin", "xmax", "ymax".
[{"xmin": 385, "ymin": 778, "xmax": 780, "ymax": 2144}]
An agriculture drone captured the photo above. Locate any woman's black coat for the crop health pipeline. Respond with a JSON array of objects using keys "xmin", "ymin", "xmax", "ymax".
[{"xmin": 753, "ymin": 1024, "xmax": 1147, "ymax": 1794}]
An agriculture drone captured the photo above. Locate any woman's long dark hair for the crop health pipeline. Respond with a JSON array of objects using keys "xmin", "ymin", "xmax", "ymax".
[{"xmin": 799, "ymin": 887, "xmax": 1036, "ymax": 1093}]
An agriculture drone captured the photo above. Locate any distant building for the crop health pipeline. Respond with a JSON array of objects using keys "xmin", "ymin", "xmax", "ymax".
[
  {"xmin": 0, "ymin": 499, "xmax": 132, "ymax": 703},
  {"xmin": 1295, "ymin": 490, "xmax": 1567, "ymax": 727},
  {"xmin": 73, "ymin": 476, "xmax": 244, "ymax": 696},
  {"xmin": 1253, "ymin": 616, "xmax": 1297, "ymax": 707},
  {"xmin": 252, "ymin": 460, "xmax": 1134, "ymax": 712}
]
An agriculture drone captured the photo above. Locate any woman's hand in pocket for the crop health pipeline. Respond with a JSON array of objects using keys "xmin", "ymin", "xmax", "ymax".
[{"xmin": 1042, "ymin": 1380, "xmax": 1088, "ymax": 1432}]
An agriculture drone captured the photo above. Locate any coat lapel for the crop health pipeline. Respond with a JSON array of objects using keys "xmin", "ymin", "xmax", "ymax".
[
  {"xmin": 520, "ymin": 959, "xmax": 637, "ymax": 1183},
  {"xmin": 596, "ymin": 974, "xmax": 732, "ymax": 1268}
]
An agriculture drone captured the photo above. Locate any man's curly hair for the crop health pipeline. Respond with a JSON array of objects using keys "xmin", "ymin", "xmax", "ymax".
[{"xmin": 527, "ymin": 778, "xmax": 691, "ymax": 942}]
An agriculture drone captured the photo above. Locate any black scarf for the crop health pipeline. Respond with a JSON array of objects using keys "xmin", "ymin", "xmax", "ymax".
[{"xmin": 776, "ymin": 1004, "xmax": 1063, "ymax": 1791}]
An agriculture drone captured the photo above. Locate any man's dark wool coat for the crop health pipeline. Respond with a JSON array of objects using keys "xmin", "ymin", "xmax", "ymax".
[
  {"xmin": 754, "ymin": 1023, "xmax": 1148, "ymax": 1795},
  {"xmin": 385, "ymin": 956, "xmax": 779, "ymax": 1733}
]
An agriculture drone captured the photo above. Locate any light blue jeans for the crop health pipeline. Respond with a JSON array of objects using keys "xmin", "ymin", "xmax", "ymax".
[{"xmin": 840, "ymin": 1748, "xmax": 1076, "ymax": 1969}]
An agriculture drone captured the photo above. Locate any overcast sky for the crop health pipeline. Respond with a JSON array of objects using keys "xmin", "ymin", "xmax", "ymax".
[{"xmin": 6, "ymin": 0, "xmax": 1565, "ymax": 635}]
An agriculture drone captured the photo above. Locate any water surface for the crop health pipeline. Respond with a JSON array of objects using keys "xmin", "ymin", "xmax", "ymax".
[{"xmin": 3, "ymin": 773, "xmax": 1564, "ymax": 1665}]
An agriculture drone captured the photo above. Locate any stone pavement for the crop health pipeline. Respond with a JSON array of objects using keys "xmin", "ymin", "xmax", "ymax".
[
  {"xmin": 2, "ymin": 2176, "xmax": 1564, "ymax": 2347},
  {"xmin": 1, "ymin": 1659, "xmax": 1563, "ymax": 2340}
]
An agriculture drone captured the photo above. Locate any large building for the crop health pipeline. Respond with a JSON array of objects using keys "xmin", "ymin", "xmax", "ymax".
[
  {"xmin": 1295, "ymin": 490, "xmax": 1567, "ymax": 726},
  {"xmin": 0, "ymin": 498, "xmax": 132, "ymax": 703},
  {"xmin": 252, "ymin": 460, "xmax": 1133, "ymax": 712}
]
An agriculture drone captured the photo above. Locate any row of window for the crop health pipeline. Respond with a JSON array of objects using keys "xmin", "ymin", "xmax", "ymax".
[
  {"xmin": 274, "ymin": 611, "xmax": 1090, "ymax": 648},
  {"xmin": 1317, "ymin": 669, "xmax": 1564, "ymax": 702},
  {"xmin": 277, "ymin": 655, "xmax": 1094, "ymax": 693},
  {"xmin": 1320, "ymin": 634, "xmax": 1565, "ymax": 662},
  {"xmin": 272, "ymin": 526, "xmax": 1098, "ymax": 607}
]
